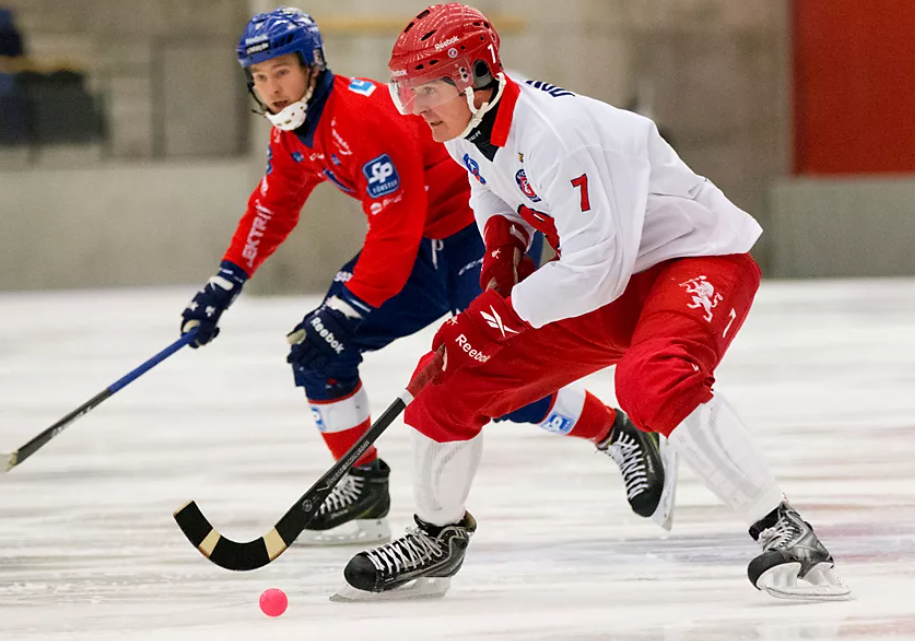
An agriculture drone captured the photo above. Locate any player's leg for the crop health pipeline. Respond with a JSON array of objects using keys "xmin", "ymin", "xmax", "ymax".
[
  {"xmin": 337, "ymin": 311, "xmax": 624, "ymax": 599},
  {"xmin": 293, "ymin": 247, "xmax": 450, "ymax": 545},
  {"xmin": 614, "ymin": 253, "xmax": 849, "ymax": 600},
  {"xmin": 445, "ymin": 223, "xmax": 674, "ymax": 527},
  {"xmin": 332, "ymin": 429, "xmax": 481, "ymax": 601}
]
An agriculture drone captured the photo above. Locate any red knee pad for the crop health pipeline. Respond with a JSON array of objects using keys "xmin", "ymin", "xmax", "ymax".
[{"xmin": 615, "ymin": 339, "xmax": 715, "ymax": 437}]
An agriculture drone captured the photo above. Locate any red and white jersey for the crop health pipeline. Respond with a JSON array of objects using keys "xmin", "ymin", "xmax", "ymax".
[
  {"xmin": 223, "ymin": 72, "xmax": 474, "ymax": 308},
  {"xmin": 445, "ymin": 76, "xmax": 762, "ymax": 329}
]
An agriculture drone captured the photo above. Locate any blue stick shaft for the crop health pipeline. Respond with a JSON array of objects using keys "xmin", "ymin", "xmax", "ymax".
[{"xmin": 109, "ymin": 332, "xmax": 195, "ymax": 393}]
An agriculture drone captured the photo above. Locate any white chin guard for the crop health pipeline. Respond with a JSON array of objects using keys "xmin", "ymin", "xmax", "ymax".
[{"xmin": 266, "ymin": 100, "xmax": 308, "ymax": 131}]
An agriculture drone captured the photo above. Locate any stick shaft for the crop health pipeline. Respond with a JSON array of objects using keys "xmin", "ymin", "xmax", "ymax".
[
  {"xmin": 3, "ymin": 332, "xmax": 195, "ymax": 472},
  {"xmin": 173, "ymin": 349, "xmax": 445, "ymax": 570}
]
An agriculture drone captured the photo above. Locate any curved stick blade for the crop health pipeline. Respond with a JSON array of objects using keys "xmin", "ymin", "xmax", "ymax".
[
  {"xmin": 2, "ymin": 451, "xmax": 15, "ymax": 473},
  {"xmin": 173, "ymin": 501, "xmax": 289, "ymax": 571}
]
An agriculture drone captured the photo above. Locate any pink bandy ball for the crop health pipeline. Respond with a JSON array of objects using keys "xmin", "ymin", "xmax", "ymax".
[{"xmin": 259, "ymin": 588, "xmax": 288, "ymax": 617}]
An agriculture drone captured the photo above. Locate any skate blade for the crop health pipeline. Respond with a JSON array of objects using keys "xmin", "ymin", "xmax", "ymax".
[
  {"xmin": 295, "ymin": 519, "xmax": 391, "ymax": 547},
  {"xmin": 650, "ymin": 437, "xmax": 678, "ymax": 531},
  {"xmin": 758, "ymin": 562, "xmax": 853, "ymax": 602},
  {"xmin": 330, "ymin": 577, "xmax": 451, "ymax": 602}
]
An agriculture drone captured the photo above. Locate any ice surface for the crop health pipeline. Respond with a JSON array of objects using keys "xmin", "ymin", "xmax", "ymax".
[{"xmin": 2, "ymin": 280, "xmax": 915, "ymax": 640}]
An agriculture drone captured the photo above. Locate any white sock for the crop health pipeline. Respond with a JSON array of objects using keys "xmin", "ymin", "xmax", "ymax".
[
  {"xmin": 412, "ymin": 429, "xmax": 483, "ymax": 527},
  {"xmin": 669, "ymin": 394, "xmax": 784, "ymax": 526},
  {"xmin": 308, "ymin": 385, "xmax": 370, "ymax": 434}
]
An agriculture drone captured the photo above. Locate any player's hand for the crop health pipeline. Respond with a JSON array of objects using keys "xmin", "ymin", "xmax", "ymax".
[
  {"xmin": 432, "ymin": 289, "xmax": 529, "ymax": 382},
  {"xmin": 286, "ymin": 290, "xmax": 371, "ymax": 372},
  {"xmin": 480, "ymin": 216, "xmax": 531, "ymax": 296},
  {"xmin": 180, "ymin": 261, "xmax": 248, "ymax": 348}
]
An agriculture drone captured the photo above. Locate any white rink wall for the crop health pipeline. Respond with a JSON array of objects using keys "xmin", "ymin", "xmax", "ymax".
[{"xmin": 1, "ymin": 0, "xmax": 800, "ymax": 291}]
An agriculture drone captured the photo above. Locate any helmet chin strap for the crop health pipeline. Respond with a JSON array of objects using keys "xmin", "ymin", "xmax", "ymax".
[
  {"xmin": 264, "ymin": 70, "xmax": 319, "ymax": 131},
  {"xmin": 459, "ymin": 72, "xmax": 506, "ymax": 139}
]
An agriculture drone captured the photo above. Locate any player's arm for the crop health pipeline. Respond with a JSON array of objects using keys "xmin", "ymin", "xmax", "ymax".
[
  {"xmin": 181, "ymin": 132, "xmax": 320, "ymax": 347},
  {"xmin": 285, "ymin": 116, "xmax": 429, "ymax": 372},
  {"xmin": 468, "ymin": 180, "xmax": 536, "ymax": 295},
  {"xmin": 223, "ymin": 133, "xmax": 321, "ymax": 276},
  {"xmin": 509, "ymin": 144, "xmax": 649, "ymax": 328},
  {"xmin": 469, "ymin": 178, "xmax": 535, "ymax": 242}
]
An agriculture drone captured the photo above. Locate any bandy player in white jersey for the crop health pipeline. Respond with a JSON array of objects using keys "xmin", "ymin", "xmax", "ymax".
[{"xmin": 330, "ymin": 3, "xmax": 851, "ymax": 603}]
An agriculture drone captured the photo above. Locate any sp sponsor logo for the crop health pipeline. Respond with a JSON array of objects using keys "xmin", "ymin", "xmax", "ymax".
[
  {"xmin": 463, "ymin": 153, "xmax": 486, "ymax": 184},
  {"xmin": 363, "ymin": 153, "xmax": 400, "ymax": 198},
  {"xmin": 515, "ymin": 169, "xmax": 541, "ymax": 202},
  {"xmin": 679, "ymin": 275, "xmax": 723, "ymax": 322}
]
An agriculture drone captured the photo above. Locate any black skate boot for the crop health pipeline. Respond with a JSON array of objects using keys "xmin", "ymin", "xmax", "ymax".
[
  {"xmin": 748, "ymin": 501, "xmax": 851, "ymax": 600},
  {"xmin": 331, "ymin": 512, "xmax": 477, "ymax": 602},
  {"xmin": 597, "ymin": 410, "xmax": 678, "ymax": 530},
  {"xmin": 297, "ymin": 458, "xmax": 391, "ymax": 546}
]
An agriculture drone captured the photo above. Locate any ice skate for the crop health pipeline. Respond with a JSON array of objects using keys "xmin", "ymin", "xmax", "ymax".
[
  {"xmin": 296, "ymin": 458, "xmax": 391, "ymax": 546},
  {"xmin": 597, "ymin": 411, "xmax": 678, "ymax": 530},
  {"xmin": 748, "ymin": 501, "xmax": 851, "ymax": 601},
  {"xmin": 331, "ymin": 512, "xmax": 476, "ymax": 602}
]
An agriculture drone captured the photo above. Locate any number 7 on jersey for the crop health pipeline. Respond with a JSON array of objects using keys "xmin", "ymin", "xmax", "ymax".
[{"xmin": 571, "ymin": 174, "xmax": 591, "ymax": 212}]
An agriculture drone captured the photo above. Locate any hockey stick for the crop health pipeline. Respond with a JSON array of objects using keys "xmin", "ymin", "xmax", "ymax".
[
  {"xmin": 1, "ymin": 330, "xmax": 197, "ymax": 473},
  {"xmin": 173, "ymin": 349, "xmax": 444, "ymax": 571}
]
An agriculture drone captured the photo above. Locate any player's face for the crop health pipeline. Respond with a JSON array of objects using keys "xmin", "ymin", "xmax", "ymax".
[
  {"xmin": 412, "ymin": 82, "xmax": 472, "ymax": 142},
  {"xmin": 249, "ymin": 54, "xmax": 310, "ymax": 114}
]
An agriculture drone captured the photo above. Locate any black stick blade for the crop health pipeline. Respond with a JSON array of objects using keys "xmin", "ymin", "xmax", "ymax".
[{"xmin": 173, "ymin": 501, "xmax": 289, "ymax": 571}]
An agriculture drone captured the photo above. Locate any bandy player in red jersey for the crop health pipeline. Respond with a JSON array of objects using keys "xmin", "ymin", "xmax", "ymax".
[
  {"xmin": 179, "ymin": 8, "xmax": 676, "ymax": 545},
  {"xmin": 334, "ymin": 4, "xmax": 850, "ymax": 602}
]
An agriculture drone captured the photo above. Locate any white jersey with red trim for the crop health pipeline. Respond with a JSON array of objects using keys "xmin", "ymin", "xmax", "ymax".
[{"xmin": 444, "ymin": 76, "xmax": 762, "ymax": 329}]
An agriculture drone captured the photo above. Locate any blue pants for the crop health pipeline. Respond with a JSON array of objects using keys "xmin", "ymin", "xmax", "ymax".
[{"xmin": 294, "ymin": 224, "xmax": 551, "ymax": 423}]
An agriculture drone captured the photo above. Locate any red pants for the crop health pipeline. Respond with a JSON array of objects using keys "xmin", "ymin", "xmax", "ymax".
[{"xmin": 405, "ymin": 253, "xmax": 761, "ymax": 441}]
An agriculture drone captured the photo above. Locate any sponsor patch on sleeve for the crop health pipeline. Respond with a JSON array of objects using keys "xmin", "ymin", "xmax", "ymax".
[
  {"xmin": 362, "ymin": 153, "xmax": 400, "ymax": 199},
  {"xmin": 348, "ymin": 78, "xmax": 377, "ymax": 97}
]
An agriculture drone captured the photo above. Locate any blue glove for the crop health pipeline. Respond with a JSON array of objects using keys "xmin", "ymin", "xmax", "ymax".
[
  {"xmin": 181, "ymin": 261, "xmax": 248, "ymax": 348},
  {"xmin": 286, "ymin": 288, "xmax": 373, "ymax": 372}
]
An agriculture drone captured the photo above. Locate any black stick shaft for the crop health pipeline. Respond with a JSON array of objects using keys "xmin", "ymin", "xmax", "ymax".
[
  {"xmin": 275, "ymin": 396, "xmax": 407, "ymax": 543},
  {"xmin": 173, "ymin": 349, "xmax": 444, "ymax": 571},
  {"xmin": 2, "ymin": 332, "xmax": 194, "ymax": 473},
  {"xmin": 7, "ymin": 390, "xmax": 112, "ymax": 470}
]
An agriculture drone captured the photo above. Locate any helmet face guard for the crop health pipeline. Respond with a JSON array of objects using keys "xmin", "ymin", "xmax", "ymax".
[{"xmin": 388, "ymin": 58, "xmax": 474, "ymax": 115}]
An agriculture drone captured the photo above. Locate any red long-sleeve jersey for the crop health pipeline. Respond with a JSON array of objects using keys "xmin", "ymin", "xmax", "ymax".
[{"xmin": 223, "ymin": 72, "xmax": 475, "ymax": 308}]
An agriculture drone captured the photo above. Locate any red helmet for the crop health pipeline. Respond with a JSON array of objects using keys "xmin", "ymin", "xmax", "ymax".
[{"xmin": 388, "ymin": 4, "xmax": 502, "ymax": 115}]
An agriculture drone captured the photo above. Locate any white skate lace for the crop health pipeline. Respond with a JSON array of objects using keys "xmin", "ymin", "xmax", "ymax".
[
  {"xmin": 758, "ymin": 512, "xmax": 802, "ymax": 551},
  {"xmin": 318, "ymin": 475, "xmax": 363, "ymax": 514},
  {"xmin": 605, "ymin": 433, "xmax": 649, "ymax": 500},
  {"xmin": 365, "ymin": 527, "xmax": 443, "ymax": 577}
]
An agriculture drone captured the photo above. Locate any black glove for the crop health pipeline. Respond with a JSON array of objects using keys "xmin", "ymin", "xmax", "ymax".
[
  {"xmin": 286, "ymin": 288, "xmax": 373, "ymax": 372},
  {"xmin": 181, "ymin": 261, "xmax": 248, "ymax": 348}
]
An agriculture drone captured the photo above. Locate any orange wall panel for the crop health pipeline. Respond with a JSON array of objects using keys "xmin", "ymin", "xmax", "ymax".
[{"xmin": 793, "ymin": 0, "xmax": 915, "ymax": 174}]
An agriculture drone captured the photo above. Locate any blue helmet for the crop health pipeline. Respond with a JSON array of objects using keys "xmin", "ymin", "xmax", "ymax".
[{"xmin": 236, "ymin": 7, "xmax": 325, "ymax": 69}]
